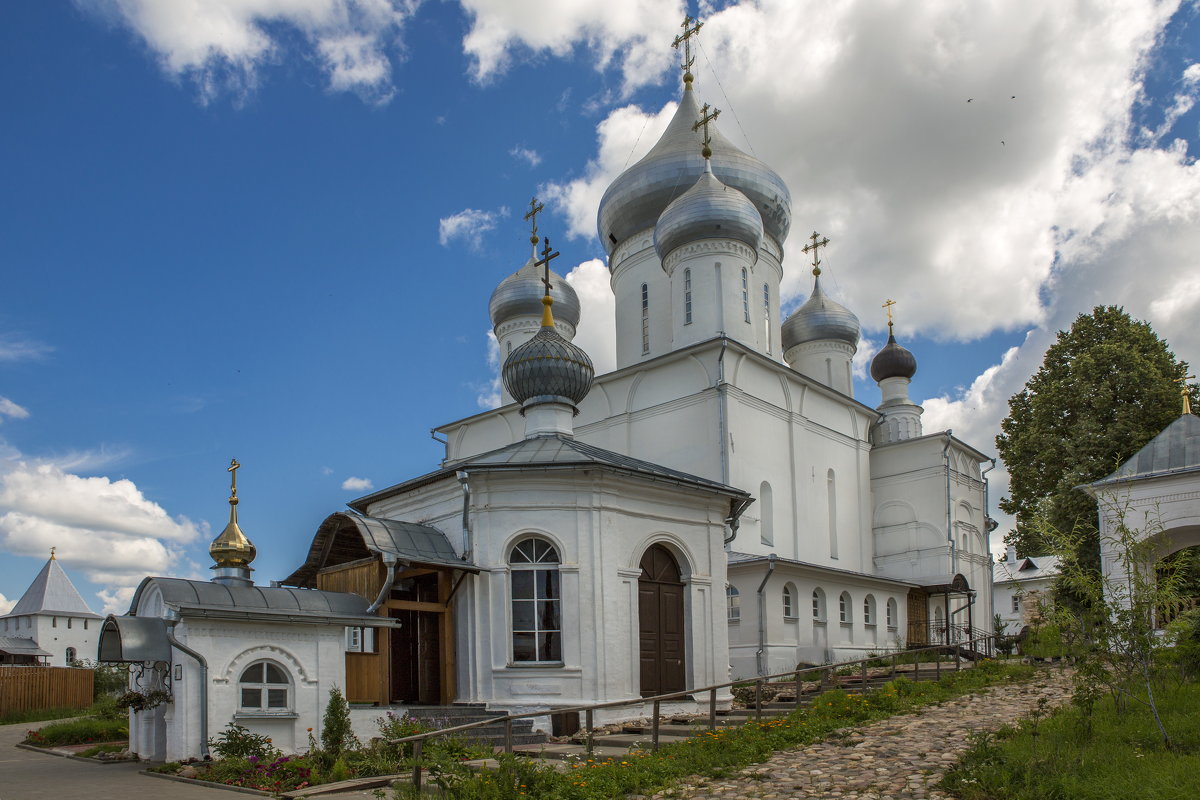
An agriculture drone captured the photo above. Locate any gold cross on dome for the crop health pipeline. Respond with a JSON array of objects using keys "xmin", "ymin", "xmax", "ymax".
[
  {"xmin": 524, "ymin": 197, "xmax": 544, "ymax": 247},
  {"xmin": 50, "ymin": 546, "xmax": 56, "ymax": 561},
  {"xmin": 672, "ymin": 15, "xmax": 703, "ymax": 85},
  {"xmin": 1178, "ymin": 375, "xmax": 1195, "ymax": 415},
  {"xmin": 802, "ymin": 231, "xmax": 830, "ymax": 276},
  {"xmin": 535, "ymin": 237, "xmax": 560, "ymax": 296},
  {"xmin": 228, "ymin": 458, "xmax": 240, "ymax": 497},
  {"xmin": 692, "ymin": 103, "xmax": 721, "ymax": 159},
  {"xmin": 883, "ymin": 299, "xmax": 897, "ymax": 330}
]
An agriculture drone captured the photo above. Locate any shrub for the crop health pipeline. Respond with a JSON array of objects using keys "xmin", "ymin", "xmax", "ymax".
[
  {"xmin": 208, "ymin": 722, "xmax": 279, "ymax": 761},
  {"xmin": 23, "ymin": 717, "xmax": 128, "ymax": 746},
  {"xmin": 321, "ymin": 686, "xmax": 358, "ymax": 758}
]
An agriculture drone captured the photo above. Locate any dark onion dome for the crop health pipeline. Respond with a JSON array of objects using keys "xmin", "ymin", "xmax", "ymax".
[
  {"xmin": 781, "ymin": 277, "xmax": 861, "ymax": 351},
  {"xmin": 870, "ymin": 332, "xmax": 918, "ymax": 382},
  {"xmin": 597, "ymin": 85, "xmax": 791, "ymax": 255},
  {"xmin": 653, "ymin": 163, "xmax": 764, "ymax": 261},
  {"xmin": 489, "ymin": 256, "xmax": 581, "ymax": 331},
  {"xmin": 503, "ymin": 297, "xmax": 595, "ymax": 406}
]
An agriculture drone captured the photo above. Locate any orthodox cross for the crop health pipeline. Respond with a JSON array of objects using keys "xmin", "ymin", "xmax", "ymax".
[
  {"xmin": 883, "ymin": 299, "xmax": 897, "ymax": 331},
  {"xmin": 672, "ymin": 15, "xmax": 703, "ymax": 84},
  {"xmin": 50, "ymin": 546, "xmax": 56, "ymax": 561},
  {"xmin": 535, "ymin": 237, "xmax": 560, "ymax": 297},
  {"xmin": 802, "ymin": 231, "xmax": 830, "ymax": 276},
  {"xmin": 524, "ymin": 196, "xmax": 544, "ymax": 247},
  {"xmin": 1178, "ymin": 375, "xmax": 1195, "ymax": 416},
  {"xmin": 228, "ymin": 458, "xmax": 240, "ymax": 499},
  {"xmin": 692, "ymin": 103, "xmax": 721, "ymax": 159}
]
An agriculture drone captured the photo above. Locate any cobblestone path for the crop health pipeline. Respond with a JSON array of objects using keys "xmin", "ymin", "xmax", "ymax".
[{"xmin": 652, "ymin": 666, "xmax": 1073, "ymax": 800}]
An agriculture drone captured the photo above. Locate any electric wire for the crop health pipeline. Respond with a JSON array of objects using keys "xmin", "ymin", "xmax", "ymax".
[{"xmin": 697, "ymin": 39, "xmax": 758, "ymax": 158}]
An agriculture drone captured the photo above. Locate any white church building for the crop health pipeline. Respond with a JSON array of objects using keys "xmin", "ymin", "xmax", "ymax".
[{"xmin": 99, "ymin": 23, "xmax": 997, "ymax": 762}]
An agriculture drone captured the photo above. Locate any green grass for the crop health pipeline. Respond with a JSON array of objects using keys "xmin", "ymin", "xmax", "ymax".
[
  {"xmin": 941, "ymin": 677, "xmax": 1200, "ymax": 800},
  {"xmin": 22, "ymin": 717, "xmax": 128, "ymax": 746},
  {"xmin": 390, "ymin": 659, "xmax": 1036, "ymax": 800},
  {"xmin": 0, "ymin": 706, "xmax": 91, "ymax": 726},
  {"xmin": 78, "ymin": 743, "xmax": 128, "ymax": 758}
]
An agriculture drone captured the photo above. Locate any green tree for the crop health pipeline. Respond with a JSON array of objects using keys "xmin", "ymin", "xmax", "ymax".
[{"xmin": 996, "ymin": 306, "xmax": 1195, "ymax": 560}]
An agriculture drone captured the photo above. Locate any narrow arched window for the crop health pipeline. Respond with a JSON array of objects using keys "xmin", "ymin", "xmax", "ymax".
[
  {"xmin": 759, "ymin": 481, "xmax": 774, "ymax": 545},
  {"xmin": 762, "ymin": 283, "xmax": 771, "ymax": 353},
  {"xmin": 886, "ymin": 598, "xmax": 898, "ymax": 629},
  {"xmin": 782, "ymin": 584, "xmax": 796, "ymax": 619},
  {"xmin": 239, "ymin": 661, "xmax": 291, "ymax": 710},
  {"xmin": 741, "ymin": 269, "xmax": 750, "ymax": 323},
  {"xmin": 864, "ymin": 594, "xmax": 877, "ymax": 625},
  {"xmin": 727, "ymin": 585, "xmax": 741, "ymax": 622},
  {"xmin": 839, "ymin": 591, "xmax": 852, "ymax": 623},
  {"xmin": 510, "ymin": 538, "xmax": 562, "ymax": 663},
  {"xmin": 812, "ymin": 588, "xmax": 826, "ymax": 622},
  {"xmin": 65, "ymin": 647, "xmax": 77, "ymax": 663},
  {"xmin": 641, "ymin": 283, "xmax": 650, "ymax": 354},
  {"xmin": 684, "ymin": 268, "xmax": 693, "ymax": 325},
  {"xmin": 827, "ymin": 469, "xmax": 838, "ymax": 559}
]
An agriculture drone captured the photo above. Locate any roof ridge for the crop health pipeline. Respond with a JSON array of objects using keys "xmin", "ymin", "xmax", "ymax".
[{"xmin": 6, "ymin": 557, "xmax": 98, "ymax": 617}]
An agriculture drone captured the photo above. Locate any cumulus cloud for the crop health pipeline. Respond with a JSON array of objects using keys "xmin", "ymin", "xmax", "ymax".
[
  {"xmin": 341, "ymin": 476, "xmax": 374, "ymax": 491},
  {"xmin": 438, "ymin": 207, "xmax": 505, "ymax": 251},
  {"xmin": 509, "ymin": 146, "xmax": 542, "ymax": 167},
  {"xmin": 0, "ymin": 397, "xmax": 30, "ymax": 422},
  {"xmin": 459, "ymin": 0, "xmax": 684, "ymax": 94},
  {"xmin": 0, "ymin": 592, "xmax": 13, "ymax": 615},
  {"xmin": 0, "ymin": 333, "xmax": 52, "ymax": 362},
  {"xmin": 564, "ymin": 258, "xmax": 617, "ymax": 374},
  {"xmin": 82, "ymin": 0, "xmax": 416, "ymax": 104},
  {"xmin": 0, "ymin": 457, "xmax": 204, "ymax": 613},
  {"xmin": 475, "ymin": 331, "xmax": 503, "ymax": 410}
]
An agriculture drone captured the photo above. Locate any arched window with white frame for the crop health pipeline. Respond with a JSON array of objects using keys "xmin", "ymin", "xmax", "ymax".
[
  {"xmin": 812, "ymin": 587, "xmax": 827, "ymax": 622},
  {"xmin": 509, "ymin": 537, "xmax": 562, "ymax": 663},
  {"xmin": 886, "ymin": 597, "xmax": 898, "ymax": 630},
  {"xmin": 239, "ymin": 660, "xmax": 291, "ymax": 711},
  {"xmin": 863, "ymin": 594, "xmax": 877, "ymax": 626},
  {"xmin": 782, "ymin": 583, "xmax": 797, "ymax": 619},
  {"xmin": 839, "ymin": 591, "xmax": 852, "ymax": 624},
  {"xmin": 741, "ymin": 268, "xmax": 750, "ymax": 323},
  {"xmin": 641, "ymin": 283, "xmax": 650, "ymax": 354},
  {"xmin": 727, "ymin": 585, "xmax": 741, "ymax": 622},
  {"xmin": 684, "ymin": 268, "xmax": 693, "ymax": 325}
]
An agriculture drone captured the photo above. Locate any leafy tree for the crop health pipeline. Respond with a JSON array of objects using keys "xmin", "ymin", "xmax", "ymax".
[{"xmin": 996, "ymin": 306, "xmax": 1195, "ymax": 560}]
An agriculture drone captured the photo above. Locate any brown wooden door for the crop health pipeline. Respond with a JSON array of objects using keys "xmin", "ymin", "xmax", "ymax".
[
  {"xmin": 907, "ymin": 590, "xmax": 929, "ymax": 645},
  {"xmin": 389, "ymin": 609, "xmax": 441, "ymax": 705},
  {"xmin": 638, "ymin": 545, "xmax": 686, "ymax": 697}
]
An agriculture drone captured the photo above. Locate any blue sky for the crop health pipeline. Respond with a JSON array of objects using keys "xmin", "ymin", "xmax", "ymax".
[{"xmin": 1, "ymin": 1, "xmax": 1198, "ymax": 614}]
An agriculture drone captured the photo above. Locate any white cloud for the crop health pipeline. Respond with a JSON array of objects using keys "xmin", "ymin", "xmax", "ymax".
[
  {"xmin": 438, "ymin": 207, "xmax": 505, "ymax": 251},
  {"xmin": 459, "ymin": 0, "xmax": 684, "ymax": 94},
  {"xmin": 0, "ymin": 397, "xmax": 30, "ymax": 422},
  {"xmin": 341, "ymin": 476, "xmax": 374, "ymax": 491},
  {"xmin": 0, "ymin": 456, "xmax": 204, "ymax": 612},
  {"xmin": 83, "ymin": 0, "xmax": 416, "ymax": 104},
  {"xmin": 0, "ymin": 334, "xmax": 52, "ymax": 362},
  {"xmin": 509, "ymin": 146, "xmax": 542, "ymax": 167},
  {"xmin": 475, "ymin": 330, "xmax": 503, "ymax": 410},
  {"xmin": 0, "ymin": 592, "xmax": 13, "ymax": 615},
  {"xmin": 564, "ymin": 258, "xmax": 616, "ymax": 374}
]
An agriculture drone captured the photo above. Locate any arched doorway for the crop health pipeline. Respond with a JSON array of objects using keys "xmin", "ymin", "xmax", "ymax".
[{"xmin": 638, "ymin": 545, "xmax": 686, "ymax": 697}]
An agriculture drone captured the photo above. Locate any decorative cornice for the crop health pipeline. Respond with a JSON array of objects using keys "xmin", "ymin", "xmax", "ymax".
[{"xmin": 663, "ymin": 238, "xmax": 759, "ymax": 274}]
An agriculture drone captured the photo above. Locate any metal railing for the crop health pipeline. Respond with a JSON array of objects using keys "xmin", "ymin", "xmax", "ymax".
[
  {"xmin": 907, "ymin": 621, "xmax": 995, "ymax": 655},
  {"xmin": 393, "ymin": 633, "xmax": 998, "ymax": 790}
]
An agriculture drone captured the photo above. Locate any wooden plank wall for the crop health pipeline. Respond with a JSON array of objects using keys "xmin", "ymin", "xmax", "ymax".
[
  {"xmin": 0, "ymin": 666, "xmax": 93, "ymax": 716},
  {"xmin": 316, "ymin": 559, "xmax": 385, "ymax": 600},
  {"xmin": 318, "ymin": 559, "xmax": 389, "ymax": 705}
]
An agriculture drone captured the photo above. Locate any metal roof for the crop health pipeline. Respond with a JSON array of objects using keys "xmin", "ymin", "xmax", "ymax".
[
  {"xmin": 128, "ymin": 576, "xmax": 387, "ymax": 624},
  {"xmin": 993, "ymin": 556, "xmax": 1060, "ymax": 584},
  {"xmin": 726, "ymin": 552, "xmax": 920, "ymax": 588},
  {"xmin": 351, "ymin": 434, "xmax": 750, "ymax": 513},
  {"xmin": 283, "ymin": 512, "xmax": 477, "ymax": 589},
  {"xmin": 5, "ymin": 557, "xmax": 100, "ymax": 618},
  {"xmin": 1091, "ymin": 413, "xmax": 1200, "ymax": 486},
  {"xmin": 0, "ymin": 636, "xmax": 52, "ymax": 658},
  {"xmin": 97, "ymin": 616, "xmax": 171, "ymax": 663}
]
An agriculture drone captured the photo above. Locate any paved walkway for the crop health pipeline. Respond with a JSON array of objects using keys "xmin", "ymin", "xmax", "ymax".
[
  {"xmin": 651, "ymin": 666, "xmax": 1074, "ymax": 800},
  {"xmin": 0, "ymin": 720, "xmax": 231, "ymax": 800}
]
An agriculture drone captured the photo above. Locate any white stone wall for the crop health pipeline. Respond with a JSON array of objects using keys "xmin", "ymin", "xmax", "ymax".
[{"xmin": 0, "ymin": 613, "xmax": 99, "ymax": 665}]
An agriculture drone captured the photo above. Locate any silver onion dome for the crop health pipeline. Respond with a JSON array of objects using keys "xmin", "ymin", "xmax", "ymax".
[
  {"xmin": 502, "ymin": 305, "xmax": 595, "ymax": 407},
  {"xmin": 489, "ymin": 257, "xmax": 581, "ymax": 331},
  {"xmin": 654, "ymin": 164, "xmax": 763, "ymax": 261},
  {"xmin": 870, "ymin": 333, "xmax": 917, "ymax": 382},
  {"xmin": 781, "ymin": 277, "xmax": 861, "ymax": 351},
  {"xmin": 597, "ymin": 85, "xmax": 791, "ymax": 255}
]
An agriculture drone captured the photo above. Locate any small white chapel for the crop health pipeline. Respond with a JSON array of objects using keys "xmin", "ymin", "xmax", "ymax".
[{"xmin": 98, "ymin": 17, "xmax": 997, "ymax": 762}]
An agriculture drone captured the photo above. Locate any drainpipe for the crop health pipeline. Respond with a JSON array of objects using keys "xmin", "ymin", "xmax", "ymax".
[
  {"xmin": 943, "ymin": 432, "xmax": 956, "ymax": 574},
  {"xmin": 165, "ymin": 618, "xmax": 209, "ymax": 758},
  {"xmin": 982, "ymin": 459, "xmax": 998, "ymax": 626},
  {"xmin": 755, "ymin": 554, "xmax": 777, "ymax": 676},
  {"xmin": 457, "ymin": 470, "xmax": 473, "ymax": 562},
  {"xmin": 724, "ymin": 497, "xmax": 752, "ymax": 546},
  {"xmin": 367, "ymin": 555, "xmax": 400, "ymax": 614}
]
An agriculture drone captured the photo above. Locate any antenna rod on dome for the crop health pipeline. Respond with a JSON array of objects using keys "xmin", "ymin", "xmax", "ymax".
[
  {"xmin": 883, "ymin": 299, "xmax": 897, "ymax": 333},
  {"xmin": 802, "ymin": 231, "xmax": 830, "ymax": 276},
  {"xmin": 693, "ymin": 103, "xmax": 721, "ymax": 159},
  {"xmin": 672, "ymin": 14, "xmax": 703, "ymax": 87},
  {"xmin": 524, "ymin": 196, "xmax": 544, "ymax": 257}
]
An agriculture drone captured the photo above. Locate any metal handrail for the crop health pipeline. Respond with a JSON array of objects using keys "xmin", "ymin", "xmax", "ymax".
[{"xmin": 394, "ymin": 633, "xmax": 998, "ymax": 790}]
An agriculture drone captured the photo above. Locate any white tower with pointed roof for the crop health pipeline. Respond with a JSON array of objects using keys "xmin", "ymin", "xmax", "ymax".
[{"xmin": 0, "ymin": 551, "xmax": 101, "ymax": 665}]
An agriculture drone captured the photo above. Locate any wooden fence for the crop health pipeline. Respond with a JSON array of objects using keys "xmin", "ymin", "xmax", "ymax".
[{"xmin": 0, "ymin": 666, "xmax": 93, "ymax": 716}]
